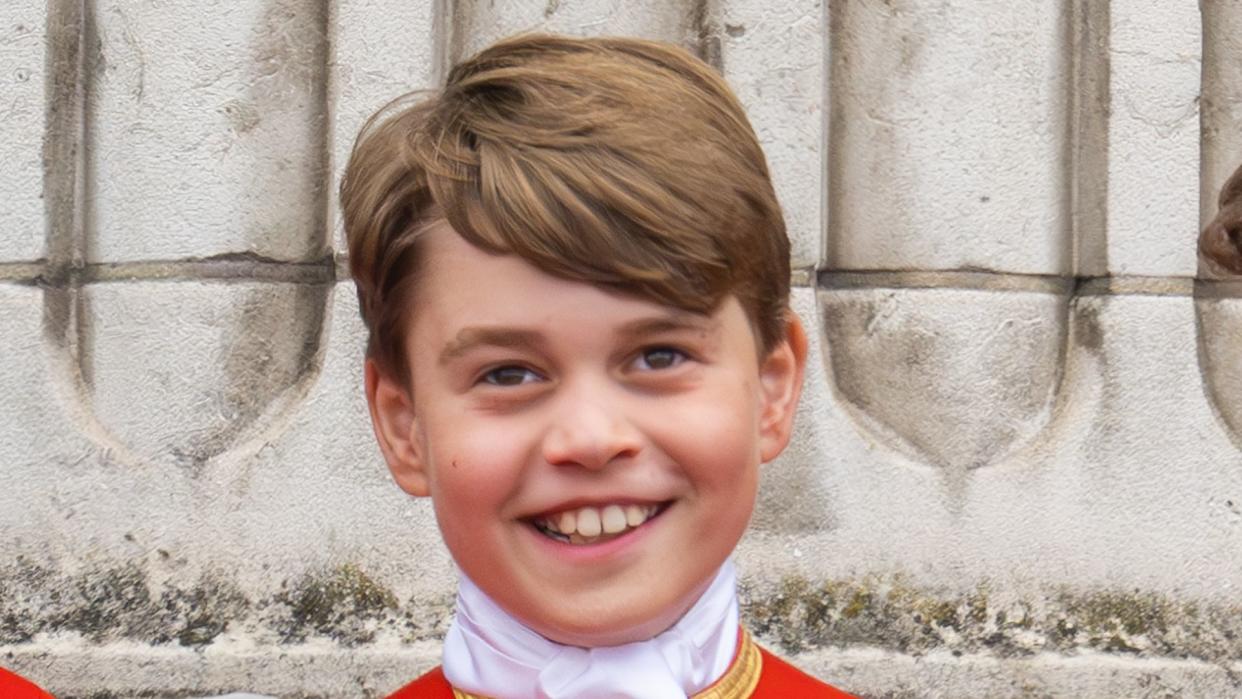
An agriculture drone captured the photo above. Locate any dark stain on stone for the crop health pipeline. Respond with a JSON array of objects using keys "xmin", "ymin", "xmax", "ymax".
[
  {"xmin": 1073, "ymin": 299, "xmax": 1104, "ymax": 352},
  {"xmin": 9, "ymin": 560, "xmax": 1242, "ymax": 665},
  {"xmin": 43, "ymin": 0, "xmax": 85, "ymax": 275},
  {"xmin": 0, "ymin": 559, "xmax": 454, "ymax": 650},
  {"xmin": 159, "ymin": 574, "xmax": 250, "ymax": 647},
  {"xmin": 690, "ymin": 0, "xmax": 723, "ymax": 71},
  {"xmin": 725, "ymin": 23, "xmax": 746, "ymax": 37},
  {"xmin": 220, "ymin": 98, "xmax": 261, "ymax": 134},
  {"xmin": 743, "ymin": 574, "xmax": 1242, "ymax": 661},
  {"xmin": 276, "ymin": 563, "xmax": 399, "ymax": 644},
  {"xmin": 175, "ymin": 282, "xmax": 328, "ymax": 469},
  {"xmin": 59, "ymin": 564, "xmax": 161, "ymax": 642},
  {"xmin": 246, "ymin": 0, "xmax": 330, "ymax": 258}
]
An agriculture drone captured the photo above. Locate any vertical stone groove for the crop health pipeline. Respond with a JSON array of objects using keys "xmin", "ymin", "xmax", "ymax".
[
  {"xmin": 1068, "ymin": 0, "xmax": 1110, "ymax": 277},
  {"xmin": 433, "ymin": 0, "xmax": 456, "ymax": 84},
  {"xmin": 690, "ymin": 0, "xmax": 721, "ymax": 71},
  {"xmin": 315, "ymin": 0, "xmax": 333, "ymax": 255},
  {"xmin": 1199, "ymin": 2, "xmax": 1242, "ymax": 234},
  {"xmin": 823, "ymin": 0, "xmax": 843, "ymax": 269},
  {"xmin": 42, "ymin": 0, "xmax": 85, "ymax": 281}
]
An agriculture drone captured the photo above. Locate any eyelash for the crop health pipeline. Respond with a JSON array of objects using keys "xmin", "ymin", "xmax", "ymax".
[
  {"xmin": 479, "ymin": 365, "xmax": 543, "ymax": 387},
  {"xmin": 473, "ymin": 346, "xmax": 692, "ymax": 389},
  {"xmin": 634, "ymin": 346, "xmax": 689, "ymax": 371}
]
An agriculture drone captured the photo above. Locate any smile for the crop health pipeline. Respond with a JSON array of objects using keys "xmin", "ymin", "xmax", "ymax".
[{"xmin": 530, "ymin": 503, "xmax": 665, "ymax": 545}]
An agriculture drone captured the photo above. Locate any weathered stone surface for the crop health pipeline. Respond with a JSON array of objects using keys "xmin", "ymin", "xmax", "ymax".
[
  {"xmin": 2, "ymin": 642, "xmax": 443, "ymax": 699},
  {"xmin": 0, "ymin": 4, "xmax": 50, "ymax": 262},
  {"xmin": 452, "ymin": 0, "xmax": 698, "ymax": 61},
  {"xmin": 826, "ymin": 0, "xmax": 1070, "ymax": 275},
  {"xmin": 75, "ymin": 280, "xmax": 329, "ymax": 468},
  {"xmin": 1195, "ymin": 296, "xmax": 1242, "ymax": 450},
  {"xmin": 818, "ymin": 286, "xmax": 1067, "ymax": 473},
  {"xmin": 0, "ymin": 285, "xmax": 89, "ymax": 533},
  {"xmin": 799, "ymin": 650, "xmax": 1242, "ymax": 699},
  {"xmin": 2, "ymin": 283, "xmax": 452, "ymax": 621},
  {"xmin": 329, "ymin": 0, "xmax": 440, "ymax": 256},
  {"xmin": 1098, "ymin": 0, "xmax": 1200, "ymax": 276},
  {"xmin": 1201, "ymin": 3, "xmax": 1242, "ymax": 232},
  {"xmin": 753, "ymin": 287, "xmax": 839, "ymax": 536},
  {"xmin": 743, "ymin": 292, "xmax": 1242, "ymax": 598},
  {"xmin": 712, "ymin": 0, "xmax": 824, "ymax": 270},
  {"xmin": 85, "ymin": 0, "xmax": 329, "ymax": 262}
]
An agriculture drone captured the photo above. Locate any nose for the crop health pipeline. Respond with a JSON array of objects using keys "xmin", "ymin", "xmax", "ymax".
[{"xmin": 541, "ymin": 387, "xmax": 642, "ymax": 470}]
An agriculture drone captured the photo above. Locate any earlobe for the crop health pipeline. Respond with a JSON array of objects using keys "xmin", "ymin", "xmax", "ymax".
[
  {"xmin": 757, "ymin": 313, "xmax": 809, "ymax": 463},
  {"xmin": 365, "ymin": 359, "xmax": 431, "ymax": 497}
]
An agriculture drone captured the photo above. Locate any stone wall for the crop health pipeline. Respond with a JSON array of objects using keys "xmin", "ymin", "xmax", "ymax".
[{"xmin": 2, "ymin": 1, "xmax": 1240, "ymax": 697}]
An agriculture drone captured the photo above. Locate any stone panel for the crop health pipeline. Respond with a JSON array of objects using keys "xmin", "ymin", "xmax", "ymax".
[
  {"xmin": 818, "ymin": 286, "xmax": 1067, "ymax": 473},
  {"xmin": 1099, "ymin": 0, "xmax": 1200, "ymax": 276},
  {"xmin": 85, "ymin": 0, "xmax": 329, "ymax": 262},
  {"xmin": 827, "ymin": 0, "xmax": 1070, "ymax": 275},
  {"xmin": 0, "ymin": 3, "xmax": 52, "ymax": 262},
  {"xmin": 76, "ymin": 280, "xmax": 329, "ymax": 468},
  {"xmin": 329, "ymin": 0, "xmax": 441, "ymax": 255},
  {"xmin": 712, "ymin": 0, "xmax": 824, "ymax": 271}
]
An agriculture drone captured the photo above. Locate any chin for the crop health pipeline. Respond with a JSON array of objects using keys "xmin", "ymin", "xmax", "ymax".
[
  {"xmin": 533, "ymin": 614, "xmax": 672, "ymax": 648},
  {"xmin": 521, "ymin": 590, "xmax": 700, "ymax": 648}
]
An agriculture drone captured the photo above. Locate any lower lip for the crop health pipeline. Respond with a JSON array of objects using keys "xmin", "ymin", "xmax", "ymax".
[{"xmin": 526, "ymin": 506, "xmax": 668, "ymax": 562}]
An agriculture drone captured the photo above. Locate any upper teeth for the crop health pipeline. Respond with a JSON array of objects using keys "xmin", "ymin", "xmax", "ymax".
[{"xmin": 541, "ymin": 504, "xmax": 658, "ymax": 538}]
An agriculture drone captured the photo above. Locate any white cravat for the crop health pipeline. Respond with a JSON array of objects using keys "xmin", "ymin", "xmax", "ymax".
[{"xmin": 443, "ymin": 561, "xmax": 740, "ymax": 699}]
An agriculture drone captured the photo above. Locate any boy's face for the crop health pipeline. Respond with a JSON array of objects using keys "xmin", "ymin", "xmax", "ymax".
[{"xmin": 367, "ymin": 224, "xmax": 806, "ymax": 646}]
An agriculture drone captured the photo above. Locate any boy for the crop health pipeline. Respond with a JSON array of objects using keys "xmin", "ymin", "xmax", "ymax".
[{"xmin": 341, "ymin": 34, "xmax": 855, "ymax": 697}]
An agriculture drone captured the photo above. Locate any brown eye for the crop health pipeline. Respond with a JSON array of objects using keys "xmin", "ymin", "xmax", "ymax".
[
  {"xmin": 637, "ymin": 347, "xmax": 685, "ymax": 370},
  {"xmin": 482, "ymin": 366, "xmax": 539, "ymax": 386}
]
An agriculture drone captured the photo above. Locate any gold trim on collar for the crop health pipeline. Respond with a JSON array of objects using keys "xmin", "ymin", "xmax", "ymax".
[
  {"xmin": 693, "ymin": 628, "xmax": 762, "ymax": 699},
  {"xmin": 450, "ymin": 628, "xmax": 763, "ymax": 699}
]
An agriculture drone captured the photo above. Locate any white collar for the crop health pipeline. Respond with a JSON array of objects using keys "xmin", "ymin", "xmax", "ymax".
[{"xmin": 443, "ymin": 561, "xmax": 740, "ymax": 699}]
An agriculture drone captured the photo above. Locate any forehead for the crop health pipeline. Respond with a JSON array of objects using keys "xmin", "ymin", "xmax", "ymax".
[
  {"xmin": 404, "ymin": 224, "xmax": 755, "ymax": 356},
  {"xmin": 411, "ymin": 223, "xmax": 706, "ymax": 326}
]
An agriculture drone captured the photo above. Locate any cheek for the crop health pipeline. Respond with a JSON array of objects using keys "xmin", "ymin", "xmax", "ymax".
[
  {"xmin": 423, "ymin": 418, "xmax": 533, "ymax": 520},
  {"xmin": 650, "ymin": 388, "xmax": 762, "ymax": 493}
]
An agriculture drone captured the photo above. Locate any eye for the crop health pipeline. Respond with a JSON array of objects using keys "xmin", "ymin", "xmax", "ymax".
[
  {"xmin": 480, "ymin": 365, "xmax": 541, "ymax": 386},
  {"xmin": 634, "ymin": 346, "xmax": 687, "ymax": 371}
]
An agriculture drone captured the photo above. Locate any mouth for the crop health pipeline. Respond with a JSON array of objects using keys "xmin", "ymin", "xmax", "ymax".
[{"xmin": 528, "ymin": 502, "xmax": 668, "ymax": 545}]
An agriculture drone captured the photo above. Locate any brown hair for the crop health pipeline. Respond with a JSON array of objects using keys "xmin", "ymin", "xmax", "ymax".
[
  {"xmin": 339, "ymin": 33, "xmax": 788, "ymax": 384},
  {"xmin": 1200, "ymin": 161, "xmax": 1242, "ymax": 275}
]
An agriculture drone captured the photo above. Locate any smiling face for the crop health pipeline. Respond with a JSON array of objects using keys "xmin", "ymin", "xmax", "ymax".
[{"xmin": 366, "ymin": 224, "xmax": 806, "ymax": 647}]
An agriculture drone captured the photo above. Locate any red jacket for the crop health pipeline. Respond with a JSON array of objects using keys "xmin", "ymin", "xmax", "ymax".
[
  {"xmin": 387, "ymin": 642, "xmax": 855, "ymax": 698},
  {"xmin": 0, "ymin": 667, "xmax": 55, "ymax": 699}
]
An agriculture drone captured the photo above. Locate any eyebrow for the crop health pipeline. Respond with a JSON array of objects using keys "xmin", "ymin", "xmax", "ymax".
[
  {"xmin": 612, "ymin": 313, "xmax": 719, "ymax": 341},
  {"xmin": 438, "ymin": 327, "xmax": 544, "ymax": 366},
  {"xmin": 437, "ymin": 312, "xmax": 720, "ymax": 366}
]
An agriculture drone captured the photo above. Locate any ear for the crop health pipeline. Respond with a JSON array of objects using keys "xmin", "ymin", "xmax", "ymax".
[
  {"xmin": 365, "ymin": 358, "xmax": 430, "ymax": 497},
  {"xmin": 757, "ymin": 312, "xmax": 809, "ymax": 463}
]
